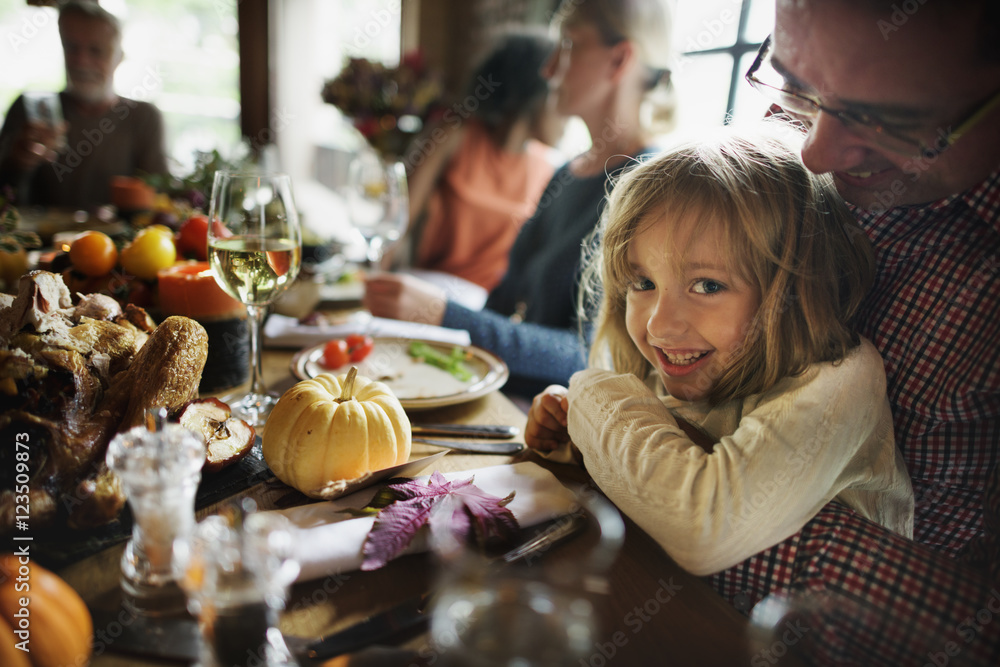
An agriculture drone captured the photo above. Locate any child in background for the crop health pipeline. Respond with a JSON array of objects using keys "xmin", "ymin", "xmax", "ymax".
[{"xmin": 525, "ymin": 125, "xmax": 913, "ymax": 576}]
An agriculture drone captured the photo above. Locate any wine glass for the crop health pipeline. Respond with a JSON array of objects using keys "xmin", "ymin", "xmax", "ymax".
[
  {"xmin": 208, "ymin": 171, "xmax": 302, "ymax": 428},
  {"xmin": 344, "ymin": 151, "xmax": 409, "ymax": 271}
]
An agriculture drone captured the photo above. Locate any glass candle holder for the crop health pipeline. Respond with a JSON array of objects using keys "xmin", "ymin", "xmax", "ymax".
[{"xmin": 106, "ymin": 412, "xmax": 206, "ymax": 616}]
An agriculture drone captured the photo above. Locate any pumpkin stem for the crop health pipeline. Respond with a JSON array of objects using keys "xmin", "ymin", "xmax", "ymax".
[{"xmin": 338, "ymin": 366, "xmax": 359, "ymax": 402}]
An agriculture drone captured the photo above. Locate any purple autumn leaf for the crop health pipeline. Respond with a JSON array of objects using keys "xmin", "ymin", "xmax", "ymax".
[
  {"xmin": 454, "ymin": 485, "xmax": 519, "ymax": 543},
  {"xmin": 360, "ymin": 473, "xmax": 520, "ymax": 571},
  {"xmin": 361, "ymin": 495, "xmax": 438, "ymax": 571},
  {"xmin": 389, "ymin": 471, "xmax": 469, "ymax": 500}
]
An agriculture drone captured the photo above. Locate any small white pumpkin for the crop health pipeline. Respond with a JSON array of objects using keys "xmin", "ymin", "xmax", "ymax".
[{"xmin": 262, "ymin": 367, "xmax": 411, "ymax": 491}]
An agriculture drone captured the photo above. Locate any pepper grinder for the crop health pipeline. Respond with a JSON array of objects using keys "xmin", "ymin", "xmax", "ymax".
[{"xmin": 106, "ymin": 407, "xmax": 206, "ymax": 615}]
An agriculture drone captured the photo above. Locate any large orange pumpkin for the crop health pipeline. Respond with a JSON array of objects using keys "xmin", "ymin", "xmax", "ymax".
[{"xmin": 0, "ymin": 554, "xmax": 92, "ymax": 667}]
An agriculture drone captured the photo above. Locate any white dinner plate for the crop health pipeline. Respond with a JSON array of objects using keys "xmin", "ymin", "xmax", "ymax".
[{"xmin": 290, "ymin": 337, "xmax": 509, "ymax": 410}]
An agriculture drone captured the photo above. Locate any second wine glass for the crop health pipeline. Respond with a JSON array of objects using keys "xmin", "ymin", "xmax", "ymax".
[
  {"xmin": 345, "ymin": 151, "xmax": 409, "ymax": 271},
  {"xmin": 208, "ymin": 171, "xmax": 302, "ymax": 428}
]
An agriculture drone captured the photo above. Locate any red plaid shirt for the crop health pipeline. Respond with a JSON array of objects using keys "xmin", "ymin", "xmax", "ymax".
[
  {"xmin": 852, "ymin": 167, "xmax": 1000, "ymax": 555},
  {"xmin": 709, "ymin": 168, "xmax": 1000, "ymax": 664}
]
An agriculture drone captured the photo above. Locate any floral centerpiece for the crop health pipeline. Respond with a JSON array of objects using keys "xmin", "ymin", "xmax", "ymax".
[
  {"xmin": 143, "ymin": 147, "xmax": 254, "ymax": 214},
  {"xmin": 322, "ymin": 51, "xmax": 443, "ymax": 160}
]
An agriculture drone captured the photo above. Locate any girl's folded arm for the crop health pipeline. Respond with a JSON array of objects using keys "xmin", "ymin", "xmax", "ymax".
[{"xmin": 567, "ymin": 353, "xmax": 887, "ymax": 575}]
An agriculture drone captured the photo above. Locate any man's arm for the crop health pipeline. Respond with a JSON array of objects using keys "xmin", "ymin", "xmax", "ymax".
[
  {"xmin": 713, "ymin": 499, "xmax": 1000, "ymax": 665},
  {"xmin": 0, "ymin": 96, "xmax": 62, "ymax": 197}
]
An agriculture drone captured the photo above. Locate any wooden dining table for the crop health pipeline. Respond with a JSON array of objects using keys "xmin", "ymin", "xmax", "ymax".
[{"xmin": 57, "ymin": 345, "xmax": 760, "ymax": 667}]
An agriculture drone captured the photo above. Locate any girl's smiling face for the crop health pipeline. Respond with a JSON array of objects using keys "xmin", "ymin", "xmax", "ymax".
[{"xmin": 624, "ymin": 214, "xmax": 762, "ymax": 403}]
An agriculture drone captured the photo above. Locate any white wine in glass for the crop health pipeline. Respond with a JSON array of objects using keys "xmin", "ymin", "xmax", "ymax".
[{"xmin": 208, "ymin": 171, "xmax": 302, "ymax": 428}]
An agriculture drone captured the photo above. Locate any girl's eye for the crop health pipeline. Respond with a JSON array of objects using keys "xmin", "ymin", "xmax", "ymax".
[
  {"xmin": 692, "ymin": 279, "xmax": 724, "ymax": 295},
  {"xmin": 630, "ymin": 277, "xmax": 655, "ymax": 292}
]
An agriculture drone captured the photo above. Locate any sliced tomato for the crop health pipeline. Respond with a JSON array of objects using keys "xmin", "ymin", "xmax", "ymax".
[
  {"xmin": 346, "ymin": 333, "xmax": 374, "ymax": 362},
  {"xmin": 322, "ymin": 339, "xmax": 350, "ymax": 368}
]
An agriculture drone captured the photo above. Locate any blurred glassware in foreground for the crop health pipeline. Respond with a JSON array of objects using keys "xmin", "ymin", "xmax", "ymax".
[
  {"xmin": 22, "ymin": 90, "xmax": 67, "ymax": 153},
  {"xmin": 428, "ymin": 486, "xmax": 625, "ymax": 667},
  {"xmin": 174, "ymin": 498, "xmax": 300, "ymax": 667},
  {"xmin": 747, "ymin": 589, "xmax": 892, "ymax": 666},
  {"xmin": 106, "ymin": 407, "xmax": 206, "ymax": 616}
]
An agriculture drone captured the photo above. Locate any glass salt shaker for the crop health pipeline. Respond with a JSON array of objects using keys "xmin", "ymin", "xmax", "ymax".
[
  {"xmin": 174, "ymin": 498, "xmax": 300, "ymax": 667},
  {"xmin": 106, "ymin": 407, "xmax": 206, "ymax": 615}
]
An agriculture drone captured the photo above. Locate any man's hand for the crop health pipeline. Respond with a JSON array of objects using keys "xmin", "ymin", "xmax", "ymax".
[
  {"xmin": 362, "ymin": 272, "xmax": 448, "ymax": 325},
  {"xmin": 8, "ymin": 120, "xmax": 66, "ymax": 172},
  {"xmin": 525, "ymin": 385, "xmax": 571, "ymax": 452}
]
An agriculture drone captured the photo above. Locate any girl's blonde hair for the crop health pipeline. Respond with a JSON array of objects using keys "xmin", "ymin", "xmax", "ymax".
[
  {"xmin": 584, "ymin": 123, "xmax": 875, "ymax": 404},
  {"xmin": 553, "ymin": 0, "xmax": 677, "ymax": 135}
]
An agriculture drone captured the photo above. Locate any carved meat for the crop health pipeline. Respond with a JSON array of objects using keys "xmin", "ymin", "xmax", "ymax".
[
  {"xmin": 0, "ymin": 271, "xmax": 209, "ymax": 534},
  {"xmin": 66, "ymin": 464, "xmax": 126, "ymax": 531},
  {"xmin": 0, "ymin": 269, "xmax": 73, "ymax": 339},
  {"xmin": 100, "ymin": 316, "xmax": 209, "ymax": 431},
  {"xmin": 72, "ymin": 293, "xmax": 122, "ymax": 322}
]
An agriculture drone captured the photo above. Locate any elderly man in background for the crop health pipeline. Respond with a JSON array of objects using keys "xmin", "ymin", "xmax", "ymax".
[
  {"xmin": 709, "ymin": 0, "xmax": 1000, "ymax": 664},
  {"xmin": 0, "ymin": 0, "xmax": 168, "ymax": 209}
]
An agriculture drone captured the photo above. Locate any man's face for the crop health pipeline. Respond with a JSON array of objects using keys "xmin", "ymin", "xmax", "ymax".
[
  {"xmin": 60, "ymin": 15, "xmax": 122, "ymax": 105},
  {"xmin": 773, "ymin": 0, "xmax": 1000, "ymax": 209}
]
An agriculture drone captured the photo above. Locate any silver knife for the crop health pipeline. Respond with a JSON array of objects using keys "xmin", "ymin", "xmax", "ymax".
[
  {"xmin": 410, "ymin": 423, "xmax": 520, "ymax": 439},
  {"xmin": 88, "ymin": 513, "xmax": 585, "ymax": 663},
  {"xmin": 411, "ymin": 437, "xmax": 525, "ymax": 455}
]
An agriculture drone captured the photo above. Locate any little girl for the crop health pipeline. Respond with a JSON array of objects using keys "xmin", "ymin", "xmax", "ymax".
[{"xmin": 526, "ymin": 125, "xmax": 913, "ymax": 576}]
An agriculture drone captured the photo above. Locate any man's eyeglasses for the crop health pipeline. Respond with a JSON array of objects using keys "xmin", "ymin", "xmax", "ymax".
[{"xmin": 745, "ymin": 35, "xmax": 1000, "ymax": 157}]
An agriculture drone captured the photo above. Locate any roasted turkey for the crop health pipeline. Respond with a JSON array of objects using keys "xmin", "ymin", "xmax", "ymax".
[{"xmin": 0, "ymin": 271, "xmax": 209, "ymax": 533}]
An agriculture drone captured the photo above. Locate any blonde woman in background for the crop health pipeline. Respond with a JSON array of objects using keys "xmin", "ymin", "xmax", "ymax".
[{"xmin": 364, "ymin": 0, "xmax": 677, "ymax": 400}]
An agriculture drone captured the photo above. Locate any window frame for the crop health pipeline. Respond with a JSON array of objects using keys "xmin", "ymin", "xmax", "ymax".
[{"xmin": 677, "ymin": 0, "xmax": 769, "ymax": 124}]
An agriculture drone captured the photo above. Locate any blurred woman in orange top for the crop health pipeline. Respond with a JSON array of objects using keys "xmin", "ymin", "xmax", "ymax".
[{"xmin": 405, "ymin": 30, "xmax": 566, "ymax": 290}]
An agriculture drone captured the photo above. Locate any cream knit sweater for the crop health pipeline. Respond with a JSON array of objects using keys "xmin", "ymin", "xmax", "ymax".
[{"xmin": 559, "ymin": 338, "xmax": 913, "ymax": 576}]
